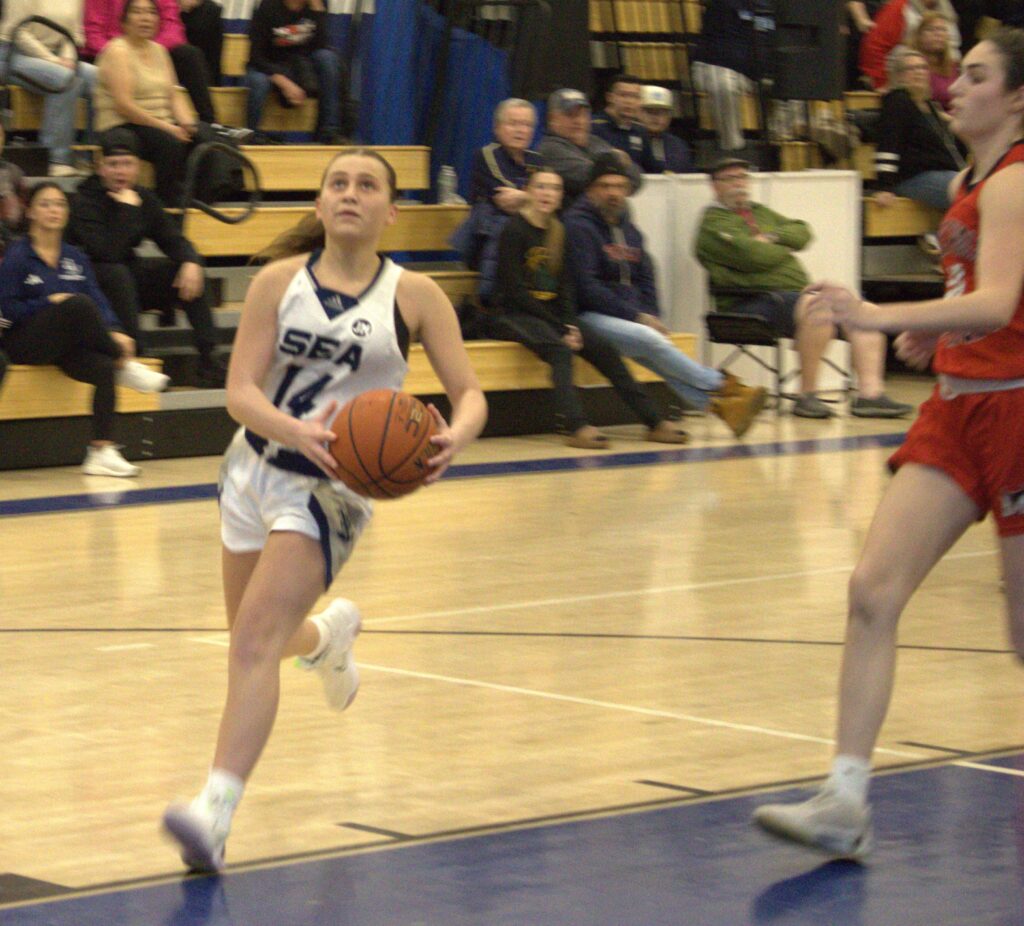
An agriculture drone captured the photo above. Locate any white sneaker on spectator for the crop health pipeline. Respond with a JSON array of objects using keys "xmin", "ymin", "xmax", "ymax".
[
  {"xmin": 753, "ymin": 786, "xmax": 873, "ymax": 859},
  {"xmin": 298, "ymin": 599, "xmax": 362, "ymax": 710},
  {"xmin": 117, "ymin": 360, "xmax": 170, "ymax": 393},
  {"xmin": 82, "ymin": 445, "xmax": 140, "ymax": 477},
  {"xmin": 162, "ymin": 796, "xmax": 232, "ymax": 873}
]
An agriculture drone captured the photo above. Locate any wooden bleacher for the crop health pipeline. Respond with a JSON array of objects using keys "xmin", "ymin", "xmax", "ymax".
[
  {"xmin": 1, "ymin": 359, "xmax": 165, "ymax": 420},
  {"xmin": 178, "ymin": 204, "xmax": 469, "ymax": 257},
  {"xmin": 1, "ymin": 336, "xmax": 697, "ymax": 423},
  {"xmin": 864, "ymin": 196, "xmax": 943, "ymax": 237}
]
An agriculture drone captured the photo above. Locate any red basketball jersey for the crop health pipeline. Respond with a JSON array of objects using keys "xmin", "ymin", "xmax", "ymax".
[{"xmin": 935, "ymin": 141, "xmax": 1024, "ymax": 378}]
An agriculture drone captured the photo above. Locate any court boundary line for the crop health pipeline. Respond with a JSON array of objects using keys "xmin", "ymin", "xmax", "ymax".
[
  {"xmin": 0, "ymin": 431, "xmax": 907, "ymax": 519},
  {"xmin": 3, "ymin": 745, "xmax": 1021, "ymax": 913}
]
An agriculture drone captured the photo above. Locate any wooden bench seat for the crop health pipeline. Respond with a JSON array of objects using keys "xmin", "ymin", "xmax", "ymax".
[
  {"xmin": 0, "ymin": 336, "xmax": 697, "ymax": 422},
  {"xmin": 405, "ymin": 333, "xmax": 697, "ymax": 395},
  {"xmin": 864, "ymin": 196, "xmax": 942, "ymax": 237},
  {"xmin": 0, "ymin": 358, "xmax": 165, "ymax": 421},
  {"xmin": 179, "ymin": 204, "xmax": 469, "ymax": 258},
  {"xmin": 8, "ymin": 84, "xmax": 318, "ymax": 134}
]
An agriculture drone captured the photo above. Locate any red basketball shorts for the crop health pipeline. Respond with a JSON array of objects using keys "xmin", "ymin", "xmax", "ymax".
[{"xmin": 889, "ymin": 385, "xmax": 1024, "ymax": 537}]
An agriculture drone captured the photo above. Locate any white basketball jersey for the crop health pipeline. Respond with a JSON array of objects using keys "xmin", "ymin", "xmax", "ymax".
[{"xmin": 245, "ymin": 252, "xmax": 409, "ymax": 470}]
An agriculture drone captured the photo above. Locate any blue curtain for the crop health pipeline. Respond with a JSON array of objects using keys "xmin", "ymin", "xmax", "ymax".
[{"xmin": 227, "ymin": 2, "xmax": 511, "ymax": 199}]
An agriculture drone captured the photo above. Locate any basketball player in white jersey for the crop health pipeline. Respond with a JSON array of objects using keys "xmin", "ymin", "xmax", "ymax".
[{"xmin": 162, "ymin": 150, "xmax": 488, "ymax": 873}]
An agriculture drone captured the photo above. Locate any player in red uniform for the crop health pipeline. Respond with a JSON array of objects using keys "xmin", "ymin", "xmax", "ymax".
[{"xmin": 753, "ymin": 27, "xmax": 1024, "ymax": 859}]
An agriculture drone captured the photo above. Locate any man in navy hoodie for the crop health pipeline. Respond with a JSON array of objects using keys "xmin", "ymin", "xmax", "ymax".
[{"xmin": 564, "ymin": 155, "xmax": 766, "ymax": 437}]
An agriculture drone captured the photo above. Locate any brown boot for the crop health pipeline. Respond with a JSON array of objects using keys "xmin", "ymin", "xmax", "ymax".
[
  {"xmin": 566, "ymin": 425, "xmax": 611, "ymax": 450},
  {"xmin": 711, "ymin": 385, "xmax": 768, "ymax": 438},
  {"xmin": 646, "ymin": 420, "xmax": 689, "ymax": 444},
  {"xmin": 716, "ymin": 370, "xmax": 749, "ymax": 399}
]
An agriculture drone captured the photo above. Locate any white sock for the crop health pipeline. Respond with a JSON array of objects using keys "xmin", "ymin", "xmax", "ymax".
[
  {"xmin": 196, "ymin": 768, "xmax": 245, "ymax": 819},
  {"xmin": 303, "ymin": 614, "xmax": 331, "ymax": 661},
  {"xmin": 827, "ymin": 754, "xmax": 871, "ymax": 805}
]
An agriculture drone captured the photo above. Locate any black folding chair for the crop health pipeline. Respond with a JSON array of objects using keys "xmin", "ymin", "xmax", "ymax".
[{"xmin": 703, "ymin": 287, "xmax": 851, "ymax": 413}]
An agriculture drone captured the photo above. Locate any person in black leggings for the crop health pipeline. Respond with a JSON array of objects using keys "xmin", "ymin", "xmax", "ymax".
[
  {"xmin": 0, "ymin": 182, "xmax": 169, "ymax": 476},
  {"xmin": 490, "ymin": 168, "xmax": 688, "ymax": 449}
]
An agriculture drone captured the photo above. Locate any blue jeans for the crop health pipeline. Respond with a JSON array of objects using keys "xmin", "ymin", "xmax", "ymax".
[
  {"xmin": 895, "ymin": 171, "xmax": 958, "ymax": 211},
  {"xmin": 244, "ymin": 49, "xmax": 342, "ymax": 136},
  {"xmin": 0, "ymin": 44, "xmax": 96, "ymax": 165},
  {"xmin": 577, "ymin": 311, "xmax": 723, "ymax": 409}
]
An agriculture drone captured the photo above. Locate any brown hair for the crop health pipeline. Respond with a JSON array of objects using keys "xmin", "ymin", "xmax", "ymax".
[
  {"xmin": 912, "ymin": 12, "xmax": 955, "ymax": 77},
  {"xmin": 987, "ymin": 26, "xmax": 1024, "ymax": 92},
  {"xmin": 253, "ymin": 149, "xmax": 398, "ymax": 263},
  {"xmin": 27, "ymin": 181, "xmax": 67, "ymax": 209}
]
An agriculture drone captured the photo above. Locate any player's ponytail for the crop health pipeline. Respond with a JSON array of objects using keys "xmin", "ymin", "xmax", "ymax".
[{"xmin": 251, "ymin": 212, "xmax": 325, "ymax": 264}]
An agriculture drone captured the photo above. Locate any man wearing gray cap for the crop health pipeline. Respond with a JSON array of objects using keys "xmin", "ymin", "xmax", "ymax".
[
  {"xmin": 537, "ymin": 88, "xmax": 643, "ymax": 205},
  {"xmin": 638, "ymin": 85, "xmax": 693, "ymax": 174}
]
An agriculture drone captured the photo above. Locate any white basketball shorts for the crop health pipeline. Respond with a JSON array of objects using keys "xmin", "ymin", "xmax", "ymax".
[{"xmin": 218, "ymin": 430, "xmax": 373, "ymax": 587}]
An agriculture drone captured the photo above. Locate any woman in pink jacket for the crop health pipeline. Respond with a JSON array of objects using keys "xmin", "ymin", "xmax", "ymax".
[{"xmin": 82, "ymin": 0, "xmax": 215, "ymax": 123}]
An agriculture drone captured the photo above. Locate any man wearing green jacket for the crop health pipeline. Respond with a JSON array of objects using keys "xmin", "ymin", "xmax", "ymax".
[{"xmin": 695, "ymin": 159, "xmax": 911, "ymax": 419}]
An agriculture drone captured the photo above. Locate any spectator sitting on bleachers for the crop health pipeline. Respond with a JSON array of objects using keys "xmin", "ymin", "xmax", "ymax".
[
  {"xmin": 0, "ymin": 124, "xmax": 28, "ymax": 259},
  {"xmin": 178, "ymin": 0, "xmax": 223, "ymax": 84},
  {"xmin": 591, "ymin": 74, "xmax": 656, "ymax": 172},
  {"xmin": 694, "ymin": 157, "xmax": 913, "ymax": 421},
  {"xmin": 860, "ymin": 0, "xmax": 961, "ymax": 89},
  {"xmin": 451, "ymin": 98, "xmax": 542, "ymax": 296},
  {"xmin": 873, "ymin": 47, "xmax": 965, "ymax": 211},
  {"xmin": 0, "ymin": 180, "xmax": 169, "ymax": 476},
  {"xmin": 911, "ymin": 10, "xmax": 960, "ymax": 109},
  {"xmin": 537, "ymin": 88, "xmax": 642, "ymax": 207},
  {"xmin": 0, "ymin": 0, "xmax": 97, "ymax": 177},
  {"xmin": 564, "ymin": 154, "xmax": 767, "ymax": 439},
  {"xmin": 489, "ymin": 167, "xmax": 687, "ymax": 448},
  {"xmin": 243, "ymin": 0, "xmax": 348, "ymax": 144},
  {"xmin": 84, "ymin": 0, "xmax": 217, "ymax": 126},
  {"xmin": 68, "ymin": 128, "xmax": 226, "ymax": 387},
  {"xmin": 638, "ymin": 85, "xmax": 693, "ymax": 174},
  {"xmin": 93, "ymin": 0, "xmax": 195, "ymax": 206},
  {"xmin": 470, "ymin": 98, "xmax": 543, "ymax": 214}
]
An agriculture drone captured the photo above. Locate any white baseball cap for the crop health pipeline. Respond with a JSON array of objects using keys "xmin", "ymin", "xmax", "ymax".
[{"xmin": 641, "ymin": 86, "xmax": 673, "ymax": 110}]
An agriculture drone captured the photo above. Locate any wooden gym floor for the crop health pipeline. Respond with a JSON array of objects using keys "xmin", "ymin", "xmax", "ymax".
[{"xmin": 2, "ymin": 376, "xmax": 1023, "ymax": 925}]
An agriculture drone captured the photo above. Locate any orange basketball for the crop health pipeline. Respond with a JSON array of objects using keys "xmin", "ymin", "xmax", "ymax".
[{"xmin": 329, "ymin": 389, "xmax": 438, "ymax": 499}]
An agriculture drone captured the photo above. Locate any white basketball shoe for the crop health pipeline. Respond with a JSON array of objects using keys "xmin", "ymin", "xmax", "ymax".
[
  {"xmin": 298, "ymin": 599, "xmax": 362, "ymax": 710},
  {"xmin": 753, "ymin": 786, "xmax": 873, "ymax": 859},
  {"xmin": 117, "ymin": 360, "xmax": 170, "ymax": 393},
  {"xmin": 162, "ymin": 794, "xmax": 233, "ymax": 873},
  {"xmin": 82, "ymin": 444, "xmax": 140, "ymax": 477}
]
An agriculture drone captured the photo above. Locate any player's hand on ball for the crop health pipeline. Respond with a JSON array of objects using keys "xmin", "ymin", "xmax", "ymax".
[
  {"xmin": 295, "ymin": 401, "xmax": 340, "ymax": 478},
  {"xmin": 894, "ymin": 330, "xmax": 938, "ymax": 370},
  {"xmin": 424, "ymin": 403, "xmax": 455, "ymax": 484}
]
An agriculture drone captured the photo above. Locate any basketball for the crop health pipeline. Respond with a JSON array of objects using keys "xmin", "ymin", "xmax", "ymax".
[{"xmin": 329, "ymin": 389, "xmax": 438, "ymax": 499}]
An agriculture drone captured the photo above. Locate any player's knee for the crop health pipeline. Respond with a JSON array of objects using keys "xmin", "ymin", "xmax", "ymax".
[
  {"xmin": 847, "ymin": 562, "xmax": 900, "ymax": 630},
  {"xmin": 229, "ymin": 612, "xmax": 287, "ymax": 669}
]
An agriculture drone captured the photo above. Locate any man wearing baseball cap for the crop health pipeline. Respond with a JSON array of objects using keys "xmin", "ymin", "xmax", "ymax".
[
  {"xmin": 695, "ymin": 158, "xmax": 912, "ymax": 419},
  {"xmin": 563, "ymin": 154, "xmax": 767, "ymax": 438},
  {"xmin": 638, "ymin": 85, "xmax": 693, "ymax": 174},
  {"xmin": 537, "ymin": 88, "xmax": 643, "ymax": 205},
  {"xmin": 67, "ymin": 128, "xmax": 226, "ymax": 387}
]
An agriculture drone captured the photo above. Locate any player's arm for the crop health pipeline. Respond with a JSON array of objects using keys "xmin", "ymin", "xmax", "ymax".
[
  {"xmin": 399, "ymin": 272, "xmax": 487, "ymax": 480},
  {"xmin": 227, "ymin": 258, "xmax": 339, "ymax": 476},
  {"xmin": 810, "ymin": 164, "xmax": 1024, "ymax": 332}
]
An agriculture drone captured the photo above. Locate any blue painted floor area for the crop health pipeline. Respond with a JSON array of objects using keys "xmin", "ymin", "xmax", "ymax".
[{"xmin": 5, "ymin": 759, "xmax": 1022, "ymax": 926}]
